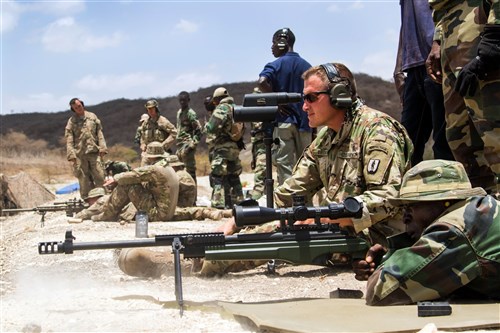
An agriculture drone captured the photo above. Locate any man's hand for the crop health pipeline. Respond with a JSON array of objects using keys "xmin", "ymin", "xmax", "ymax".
[
  {"xmin": 352, "ymin": 244, "xmax": 386, "ymax": 281},
  {"xmin": 216, "ymin": 218, "xmax": 239, "ymax": 235},
  {"xmin": 103, "ymin": 176, "xmax": 116, "ymax": 188},
  {"xmin": 426, "ymin": 41, "xmax": 442, "ymax": 83},
  {"xmin": 455, "ymin": 25, "xmax": 500, "ymax": 96}
]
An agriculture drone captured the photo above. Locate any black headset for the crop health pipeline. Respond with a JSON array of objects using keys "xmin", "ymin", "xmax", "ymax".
[
  {"xmin": 69, "ymin": 98, "xmax": 84, "ymax": 112},
  {"xmin": 276, "ymin": 28, "xmax": 290, "ymax": 51},
  {"xmin": 319, "ymin": 63, "xmax": 353, "ymax": 109}
]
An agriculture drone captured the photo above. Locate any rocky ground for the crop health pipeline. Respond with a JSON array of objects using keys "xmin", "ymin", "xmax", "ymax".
[{"xmin": 0, "ymin": 176, "xmax": 367, "ymax": 333}]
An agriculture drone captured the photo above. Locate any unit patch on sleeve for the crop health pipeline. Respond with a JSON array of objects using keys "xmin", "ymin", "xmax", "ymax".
[{"xmin": 367, "ymin": 159, "xmax": 380, "ymax": 174}]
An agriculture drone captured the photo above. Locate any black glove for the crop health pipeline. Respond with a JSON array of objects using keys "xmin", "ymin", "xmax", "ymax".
[
  {"xmin": 455, "ymin": 25, "xmax": 500, "ymax": 96},
  {"xmin": 236, "ymin": 138, "xmax": 246, "ymax": 150}
]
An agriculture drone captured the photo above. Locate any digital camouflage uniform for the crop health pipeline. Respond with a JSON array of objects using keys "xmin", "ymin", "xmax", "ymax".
[
  {"xmin": 176, "ymin": 107, "xmax": 202, "ymax": 182},
  {"xmin": 275, "ymin": 99, "xmax": 414, "ymax": 246},
  {"xmin": 429, "ymin": 0, "xmax": 500, "ymax": 192},
  {"xmin": 205, "ymin": 95, "xmax": 243, "ymax": 208},
  {"xmin": 249, "ymin": 121, "xmax": 266, "ymax": 200},
  {"xmin": 140, "ymin": 115, "xmax": 177, "ymax": 166},
  {"xmin": 76, "ymin": 194, "xmax": 136, "ymax": 221},
  {"xmin": 200, "ymin": 100, "xmax": 414, "ymax": 276},
  {"xmin": 152, "ymin": 157, "xmax": 196, "ymax": 208},
  {"xmin": 93, "ymin": 165, "xmax": 178, "ymax": 222},
  {"xmin": 366, "ymin": 160, "xmax": 499, "ymax": 305},
  {"xmin": 65, "ymin": 110, "xmax": 108, "ymax": 200}
]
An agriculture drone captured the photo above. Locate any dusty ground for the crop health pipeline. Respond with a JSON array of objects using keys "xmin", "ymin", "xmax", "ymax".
[{"xmin": 0, "ymin": 176, "xmax": 367, "ymax": 333}]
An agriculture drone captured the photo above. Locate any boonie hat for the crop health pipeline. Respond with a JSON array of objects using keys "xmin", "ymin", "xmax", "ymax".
[
  {"xmin": 86, "ymin": 187, "xmax": 105, "ymax": 199},
  {"xmin": 167, "ymin": 155, "xmax": 184, "ymax": 167},
  {"xmin": 388, "ymin": 159, "xmax": 486, "ymax": 205},
  {"xmin": 144, "ymin": 142, "xmax": 168, "ymax": 158},
  {"xmin": 213, "ymin": 87, "xmax": 228, "ymax": 98},
  {"xmin": 145, "ymin": 99, "xmax": 159, "ymax": 109}
]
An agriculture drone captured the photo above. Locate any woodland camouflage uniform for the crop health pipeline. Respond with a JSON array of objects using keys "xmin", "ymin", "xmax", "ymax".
[
  {"xmin": 176, "ymin": 106, "xmax": 202, "ymax": 182},
  {"xmin": 366, "ymin": 160, "xmax": 500, "ymax": 305},
  {"xmin": 65, "ymin": 110, "xmax": 108, "ymax": 200},
  {"xmin": 429, "ymin": 0, "xmax": 500, "ymax": 193},
  {"xmin": 205, "ymin": 92, "xmax": 243, "ymax": 208}
]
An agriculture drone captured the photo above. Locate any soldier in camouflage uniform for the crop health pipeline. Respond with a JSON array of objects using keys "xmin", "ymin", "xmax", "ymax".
[
  {"xmin": 104, "ymin": 160, "xmax": 132, "ymax": 176},
  {"xmin": 205, "ymin": 87, "xmax": 244, "ymax": 209},
  {"xmin": 75, "ymin": 187, "xmax": 136, "ymax": 222},
  {"xmin": 248, "ymin": 121, "xmax": 266, "ymax": 200},
  {"xmin": 65, "ymin": 98, "xmax": 108, "ymax": 201},
  {"xmin": 176, "ymin": 91, "xmax": 202, "ymax": 187},
  {"xmin": 355, "ymin": 160, "xmax": 500, "ymax": 306},
  {"xmin": 426, "ymin": 0, "xmax": 500, "ymax": 194},
  {"xmin": 139, "ymin": 99, "xmax": 177, "ymax": 166},
  {"xmin": 91, "ymin": 164, "xmax": 179, "ymax": 222},
  {"xmin": 199, "ymin": 63, "xmax": 414, "ymax": 276},
  {"xmin": 133, "ymin": 114, "xmax": 148, "ymax": 146}
]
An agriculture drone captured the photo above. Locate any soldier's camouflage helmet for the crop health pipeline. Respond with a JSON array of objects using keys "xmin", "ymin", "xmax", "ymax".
[
  {"xmin": 167, "ymin": 155, "xmax": 184, "ymax": 167},
  {"xmin": 144, "ymin": 142, "xmax": 168, "ymax": 158},
  {"xmin": 213, "ymin": 87, "xmax": 228, "ymax": 98},
  {"xmin": 144, "ymin": 99, "xmax": 159, "ymax": 109},
  {"xmin": 388, "ymin": 159, "xmax": 486, "ymax": 205},
  {"xmin": 86, "ymin": 187, "xmax": 106, "ymax": 199}
]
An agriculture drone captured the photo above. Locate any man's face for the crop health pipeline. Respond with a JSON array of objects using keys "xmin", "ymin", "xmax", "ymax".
[
  {"xmin": 179, "ymin": 96, "xmax": 189, "ymax": 109},
  {"xmin": 71, "ymin": 100, "xmax": 85, "ymax": 116},
  {"xmin": 147, "ymin": 107, "xmax": 157, "ymax": 118},
  {"xmin": 302, "ymin": 75, "xmax": 336, "ymax": 128},
  {"xmin": 271, "ymin": 37, "xmax": 286, "ymax": 58},
  {"xmin": 403, "ymin": 201, "xmax": 443, "ymax": 240}
]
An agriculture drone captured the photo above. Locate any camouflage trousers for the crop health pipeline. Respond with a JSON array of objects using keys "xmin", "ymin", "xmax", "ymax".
[
  {"xmin": 210, "ymin": 146, "xmax": 243, "ymax": 208},
  {"xmin": 272, "ymin": 123, "xmax": 312, "ymax": 186},
  {"xmin": 73, "ymin": 153, "xmax": 105, "ymax": 200},
  {"xmin": 176, "ymin": 144, "xmax": 197, "ymax": 183},
  {"xmin": 439, "ymin": 2, "xmax": 500, "ymax": 192},
  {"xmin": 249, "ymin": 141, "xmax": 266, "ymax": 200}
]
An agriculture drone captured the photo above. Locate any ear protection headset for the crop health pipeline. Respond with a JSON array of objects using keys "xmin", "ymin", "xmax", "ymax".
[
  {"xmin": 276, "ymin": 28, "xmax": 290, "ymax": 51},
  {"xmin": 319, "ymin": 63, "xmax": 352, "ymax": 109},
  {"xmin": 69, "ymin": 98, "xmax": 84, "ymax": 112}
]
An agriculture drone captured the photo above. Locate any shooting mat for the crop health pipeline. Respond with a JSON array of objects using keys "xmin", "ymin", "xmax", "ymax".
[{"xmin": 219, "ymin": 298, "xmax": 500, "ymax": 333}]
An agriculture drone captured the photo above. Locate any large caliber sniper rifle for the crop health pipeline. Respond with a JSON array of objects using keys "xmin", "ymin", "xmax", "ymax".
[
  {"xmin": 38, "ymin": 197, "xmax": 367, "ymax": 315},
  {"xmin": 2, "ymin": 199, "xmax": 88, "ymax": 227}
]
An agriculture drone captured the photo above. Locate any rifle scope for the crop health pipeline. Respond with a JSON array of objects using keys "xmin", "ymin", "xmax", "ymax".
[
  {"xmin": 233, "ymin": 197, "xmax": 362, "ymax": 227},
  {"xmin": 233, "ymin": 92, "xmax": 303, "ymax": 123}
]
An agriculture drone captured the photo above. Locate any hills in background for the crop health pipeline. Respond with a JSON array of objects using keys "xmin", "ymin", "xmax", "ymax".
[{"xmin": 0, "ymin": 74, "xmax": 401, "ymax": 150}]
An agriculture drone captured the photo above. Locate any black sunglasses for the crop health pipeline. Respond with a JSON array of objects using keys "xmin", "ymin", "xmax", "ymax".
[{"xmin": 303, "ymin": 90, "xmax": 329, "ymax": 103}]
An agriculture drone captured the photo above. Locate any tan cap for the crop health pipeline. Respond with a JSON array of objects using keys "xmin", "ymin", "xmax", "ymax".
[
  {"xmin": 167, "ymin": 155, "xmax": 184, "ymax": 167},
  {"xmin": 388, "ymin": 160, "xmax": 486, "ymax": 205},
  {"xmin": 139, "ymin": 113, "xmax": 149, "ymax": 123},
  {"xmin": 144, "ymin": 142, "xmax": 168, "ymax": 158},
  {"xmin": 145, "ymin": 99, "xmax": 159, "ymax": 109},
  {"xmin": 213, "ymin": 87, "xmax": 228, "ymax": 98}
]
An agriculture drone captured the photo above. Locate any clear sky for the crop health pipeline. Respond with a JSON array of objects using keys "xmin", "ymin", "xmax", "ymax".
[{"xmin": 1, "ymin": 0, "xmax": 401, "ymax": 114}]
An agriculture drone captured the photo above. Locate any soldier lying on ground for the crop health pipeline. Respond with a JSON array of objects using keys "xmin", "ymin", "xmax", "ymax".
[{"xmin": 353, "ymin": 160, "xmax": 500, "ymax": 305}]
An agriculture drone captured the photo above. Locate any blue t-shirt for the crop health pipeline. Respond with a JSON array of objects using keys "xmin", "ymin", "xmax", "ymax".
[
  {"xmin": 400, "ymin": 0, "xmax": 435, "ymax": 70},
  {"xmin": 259, "ymin": 52, "xmax": 312, "ymax": 131}
]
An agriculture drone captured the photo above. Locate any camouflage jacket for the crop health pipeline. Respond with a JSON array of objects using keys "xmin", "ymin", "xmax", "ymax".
[
  {"xmin": 176, "ymin": 107, "xmax": 202, "ymax": 147},
  {"xmin": 429, "ymin": 0, "xmax": 500, "ymax": 41},
  {"xmin": 114, "ymin": 165, "xmax": 179, "ymax": 221},
  {"xmin": 205, "ymin": 96, "xmax": 238, "ymax": 150},
  {"xmin": 140, "ymin": 115, "xmax": 177, "ymax": 151},
  {"xmin": 153, "ymin": 158, "xmax": 196, "ymax": 207},
  {"xmin": 65, "ymin": 110, "xmax": 108, "ymax": 160},
  {"xmin": 366, "ymin": 195, "xmax": 500, "ymax": 305},
  {"xmin": 274, "ymin": 100, "xmax": 413, "ymax": 237}
]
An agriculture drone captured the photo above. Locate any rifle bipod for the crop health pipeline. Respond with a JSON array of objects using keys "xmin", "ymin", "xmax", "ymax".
[{"xmin": 172, "ymin": 237, "xmax": 184, "ymax": 316}]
